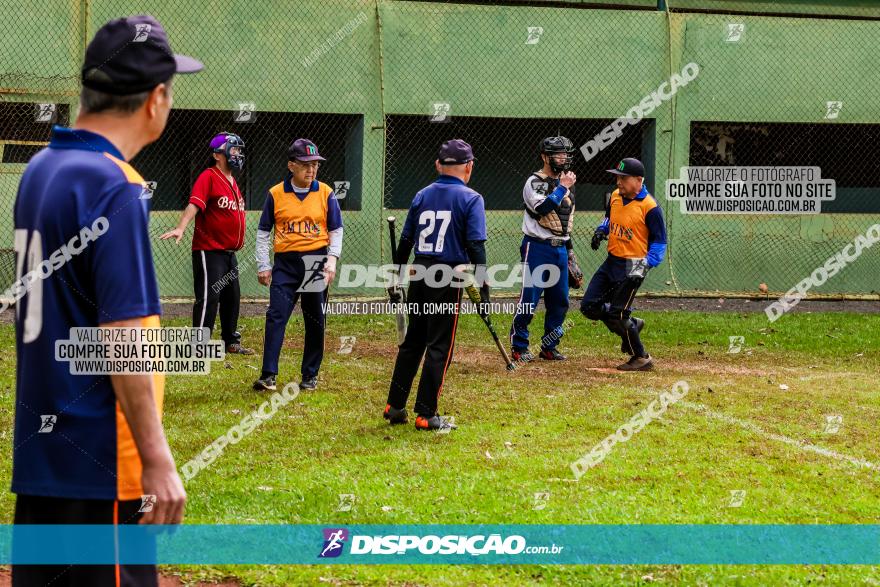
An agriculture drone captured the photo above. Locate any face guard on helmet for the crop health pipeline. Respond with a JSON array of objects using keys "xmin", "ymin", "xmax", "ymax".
[
  {"xmin": 540, "ymin": 135, "xmax": 574, "ymax": 174},
  {"xmin": 213, "ymin": 132, "xmax": 245, "ymax": 170}
]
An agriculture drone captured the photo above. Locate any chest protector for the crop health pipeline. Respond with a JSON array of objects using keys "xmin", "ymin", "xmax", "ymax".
[{"xmin": 525, "ymin": 173, "xmax": 576, "ymax": 236}]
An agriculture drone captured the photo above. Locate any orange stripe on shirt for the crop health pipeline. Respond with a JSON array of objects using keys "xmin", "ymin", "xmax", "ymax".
[
  {"xmin": 114, "ymin": 500, "xmax": 121, "ymax": 587},
  {"xmin": 103, "ymin": 153, "xmax": 145, "ymax": 185},
  {"xmin": 116, "ymin": 314, "xmax": 166, "ymax": 500}
]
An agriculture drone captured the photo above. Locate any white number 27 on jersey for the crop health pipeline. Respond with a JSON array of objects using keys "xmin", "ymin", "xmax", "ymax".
[{"xmin": 417, "ymin": 210, "xmax": 452, "ymax": 253}]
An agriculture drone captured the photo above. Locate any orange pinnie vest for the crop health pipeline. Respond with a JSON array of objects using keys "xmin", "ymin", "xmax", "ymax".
[
  {"xmin": 607, "ymin": 188, "xmax": 659, "ymax": 259},
  {"xmin": 268, "ymin": 180, "xmax": 333, "ymax": 253}
]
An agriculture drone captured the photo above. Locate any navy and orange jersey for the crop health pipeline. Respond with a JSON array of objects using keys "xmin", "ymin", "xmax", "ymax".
[
  {"xmin": 12, "ymin": 126, "xmax": 163, "ymax": 501},
  {"xmin": 258, "ymin": 175, "xmax": 343, "ymax": 253},
  {"xmin": 400, "ymin": 175, "xmax": 487, "ymax": 265},
  {"xmin": 599, "ymin": 186, "xmax": 667, "ymax": 265}
]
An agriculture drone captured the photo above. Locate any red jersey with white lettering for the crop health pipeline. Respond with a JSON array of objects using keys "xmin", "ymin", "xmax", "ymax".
[{"xmin": 189, "ymin": 166, "xmax": 246, "ymax": 251}]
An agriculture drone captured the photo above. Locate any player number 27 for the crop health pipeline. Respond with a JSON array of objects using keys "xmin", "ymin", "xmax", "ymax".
[{"xmin": 417, "ymin": 210, "xmax": 452, "ymax": 253}]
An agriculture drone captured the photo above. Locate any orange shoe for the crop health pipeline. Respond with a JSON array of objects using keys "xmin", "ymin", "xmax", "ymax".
[
  {"xmin": 511, "ymin": 349, "xmax": 534, "ymax": 363},
  {"xmin": 383, "ymin": 404, "xmax": 408, "ymax": 425},
  {"xmin": 414, "ymin": 415, "xmax": 457, "ymax": 431}
]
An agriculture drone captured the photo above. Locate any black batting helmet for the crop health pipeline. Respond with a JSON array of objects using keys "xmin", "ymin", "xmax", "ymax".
[{"xmin": 540, "ymin": 135, "xmax": 574, "ymax": 173}]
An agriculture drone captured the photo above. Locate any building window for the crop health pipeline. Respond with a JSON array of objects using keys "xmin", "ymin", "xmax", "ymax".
[
  {"xmin": 384, "ymin": 114, "xmax": 650, "ymax": 211},
  {"xmin": 0, "ymin": 102, "xmax": 71, "ymax": 163},
  {"xmin": 690, "ymin": 121, "xmax": 880, "ymax": 213},
  {"xmin": 132, "ymin": 110, "xmax": 364, "ymax": 211}
]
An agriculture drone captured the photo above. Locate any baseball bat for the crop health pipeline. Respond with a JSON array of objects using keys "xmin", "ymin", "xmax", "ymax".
[
  {"xmin": 387, "ymin": 216, "xmax": 407, "ymax": 345},
  {"xmin": 464, "ymin": 282, "xmax": 515, "ymax": 371}
]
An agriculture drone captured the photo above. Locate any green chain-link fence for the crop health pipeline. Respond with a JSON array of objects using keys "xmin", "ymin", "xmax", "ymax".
[{"xmin": 2, "ymin": 0, "xmax": 879, "ymax": 299}]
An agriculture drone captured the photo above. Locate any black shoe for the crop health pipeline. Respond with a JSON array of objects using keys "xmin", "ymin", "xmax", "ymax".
[
  {"xmin": 253, "ymin": 374, "xmax": 276, "ymax": 391},
  {"xmin": 300, "ymin": 376, "xmax": 318, "ymax": 390},
  {"xmin": 226, "ymin": 343, "xmax": 255, "ymax": 355},
  {"xmin": 511, "ymin": 349, "xmax": 534, "ymax": 363},
  {"xmin": 383, "ymin": 404, "xmax": 408, "ymax": 425},
  {"xmin": 621, "ymin": 318, "xmax": 645, "ymax": 354},
  {"xmin": 415, "ymin": 414, "xmax": 457, "ymax": 431},
  {"xmin": 617, "ymin": 354, "xmax": 654, "ymax": 372},
  {"xmin": 539, "ymin": 348, "xmax": 566, "ymax": 361}
]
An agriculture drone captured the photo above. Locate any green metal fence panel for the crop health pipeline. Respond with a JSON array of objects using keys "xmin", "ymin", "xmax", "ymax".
[
  {"xmin": 0, "ymin": 0, "xmax": 877, "ymax": 299},
  {"xmin": 83, "ymin": 0, "xmax": 386, "ymax": 298},
  {"xmin": 0, "ymin": 0, "xmax": 83, "ymax": 96},
  {"xmin": 667, "ymin": 0, "xmax": 880, "ymax": 19},
  {"xmin": 524, "ymin": 0, "xmax": 657, "ymax": 7},
  {"xmin": 667, "ymin": 11, "xmax": 880, "ymax": 294},
  {"xmin": 379, "ymin": 1, "xmax": 674, "ymax": 294}
]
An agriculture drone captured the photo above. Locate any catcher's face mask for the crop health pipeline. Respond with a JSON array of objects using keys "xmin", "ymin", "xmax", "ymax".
[
  {"xmin": 214, "ymin": 132, "xmax": 246, "ymax": 170},
  {"xmin": 540, "ymin": 136, "xmax": 574, "ymax": 174}
]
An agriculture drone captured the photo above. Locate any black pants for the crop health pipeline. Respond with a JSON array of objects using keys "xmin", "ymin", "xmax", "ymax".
[
  {"xmin": 580, "ymin": 256, "xmax": 646, "ymax": 357},
  {"xmin": 387, "ymin": 261, "xmax": 462, "ymax": 418},
  {"xmin": 12, "ymin": 494, "xmax": 157, "ymax": 587},
  {"xmin": 192, "ymin": 250, "xmax": 241, "ymax": 346}
]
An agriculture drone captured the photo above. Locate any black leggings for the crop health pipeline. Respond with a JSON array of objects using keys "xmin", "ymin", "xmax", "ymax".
[
  {"xmin": 192, "ymin": 250, "xmax": 241, "ymax": 346},
  {"xmin": 580, "ymin": 257, "xmax": 646, "ymax": 357}
]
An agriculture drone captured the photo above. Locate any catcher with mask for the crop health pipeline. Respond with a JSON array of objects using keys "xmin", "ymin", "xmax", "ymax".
[
  {"xmin": 509, "ymin": 136, "xmax": 581, "ymax": 362},
  {"xmin": 580, "ymin": 158, "xmax": 667, "ymax": 371},
  {"xmin": 161, "ymin": 131, "xmax": 253, "ymax": 355}
]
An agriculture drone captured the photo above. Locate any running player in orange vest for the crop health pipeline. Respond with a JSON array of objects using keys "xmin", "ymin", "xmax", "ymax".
[{"xmin": 580, "ymin": 158, "xmax": 667, "ymax": 371}]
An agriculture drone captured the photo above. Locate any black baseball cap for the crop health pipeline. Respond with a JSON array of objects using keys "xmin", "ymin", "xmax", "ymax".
[
  {"xmin": 288, "ymin": 138, "xmax": 326, "ymax": 162},
  {"xmin": 438, "ymin": 139, "xmax": 475, "ymax": 165},
  {"xmin": 607, "ymin": 157, "xmax": 645, "ymax": 177},
  {"xmin": 82, "ymin": 15, "xmax": 203, "ymax": 95}
]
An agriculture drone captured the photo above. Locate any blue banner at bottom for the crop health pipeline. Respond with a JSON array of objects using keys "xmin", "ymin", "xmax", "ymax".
[{"xmin": 1, "ymin": 525, "xmax": 878, "ymax": 565}]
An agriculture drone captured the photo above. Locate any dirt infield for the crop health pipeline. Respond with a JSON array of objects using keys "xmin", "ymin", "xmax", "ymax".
[{"xmin": 157, "ymin": 295, "xmax": 880, "ymax": 320}]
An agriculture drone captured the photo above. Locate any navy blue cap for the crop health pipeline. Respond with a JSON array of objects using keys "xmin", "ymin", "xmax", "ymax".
[
  {"xmin": 82, "ymin": 15, "xmax": 203, "ymax": 96},
  {"xmin": 288, "ymin": 138, "xmax": 326, "ymax": 162},
  {"xmin": 438, "ymin": 139, "xmax": 475, "ymax": 165},
  {"xmin": 607, "ymin": 157, "xmax": 645, "ymax": 177}
]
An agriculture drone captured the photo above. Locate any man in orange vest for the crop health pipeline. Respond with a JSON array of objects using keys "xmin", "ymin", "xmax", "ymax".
[
  {"xmin": 580, "ymin": 158, "xmax": 667, "ymax": 371},
  {"xmin": 253, "ymin": 139, "xmax": 343, "ymax": 392}
]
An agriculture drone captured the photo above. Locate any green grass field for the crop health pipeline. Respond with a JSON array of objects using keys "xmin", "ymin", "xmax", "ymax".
[{"xmin": 1, "ymin": 307, "xmax": 879, "ymax": 585}]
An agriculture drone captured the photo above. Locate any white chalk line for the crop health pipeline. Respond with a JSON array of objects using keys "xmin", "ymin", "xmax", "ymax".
[{"xmin": 678, "ymin": 399, "xmax": 878, "ymax": 471}]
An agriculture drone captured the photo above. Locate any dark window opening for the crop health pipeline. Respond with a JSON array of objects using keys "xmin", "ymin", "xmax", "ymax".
[
  {"xmin": 689, "ymin": 121, "xmax": 880, "ymax": 213},
  {"xmin": 2, "ymin": 143, "xmax": 44, "ymax": 164},
  {"xmin": 384, "ymin": 115, "xmax": 651, "ymax": 211},
  {"xmin": 0, "ymin": 102, "xmax": 70, "ymax": 142},
  {"xmin": 132, "ymin": 110, "xmax": 364, "ymax": 211},
  {"xmin": 0, "ymin": 102, "xmax": 71, "ymax": 164}
]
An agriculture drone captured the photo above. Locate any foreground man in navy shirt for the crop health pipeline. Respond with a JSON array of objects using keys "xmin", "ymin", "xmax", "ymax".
[{"xmin": 11, "ymin": 14, "xmax": 202, "ymax": 587}]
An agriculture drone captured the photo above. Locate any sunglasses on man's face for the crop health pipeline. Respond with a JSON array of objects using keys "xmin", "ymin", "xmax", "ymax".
[{"xmin": 294, "ymin": 160, "xmax": 320, "ymax": 169}]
